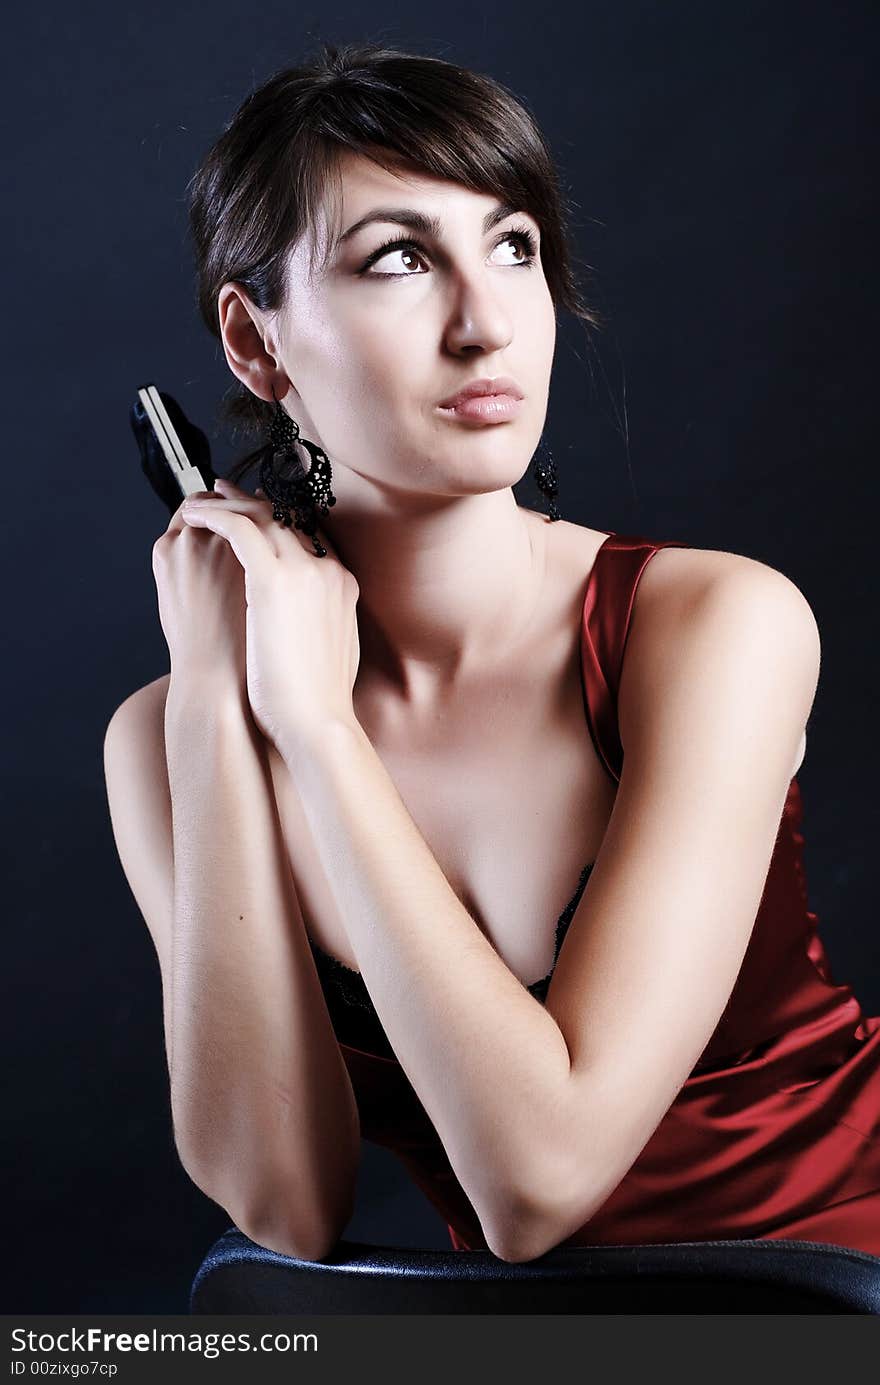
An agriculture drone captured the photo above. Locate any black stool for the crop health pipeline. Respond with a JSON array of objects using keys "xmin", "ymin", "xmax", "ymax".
[{"xmin": 190, "ymin": 1229, "xmax": 880, "ymax": 1314}]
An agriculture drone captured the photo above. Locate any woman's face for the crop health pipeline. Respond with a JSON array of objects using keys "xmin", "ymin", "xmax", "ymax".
[{"xmin": 252, "ymin": 150, "xmax": 557, "ymax": 506}]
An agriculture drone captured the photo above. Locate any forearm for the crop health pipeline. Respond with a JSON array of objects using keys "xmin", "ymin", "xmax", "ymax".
[
  {"xmin": 282, "ymin": 719, "xmax": 574, "ymax": 1257},
  {"xmin": 165, "ymin": 682, "xmax": 360, "ymax": 1257}
]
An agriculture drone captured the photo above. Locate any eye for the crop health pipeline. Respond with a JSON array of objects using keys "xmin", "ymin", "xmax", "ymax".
[
  {"xmin": 364, "ymin": 240, "xmax": 428, "ymax": 277},
  {"xmin": 360, "ymin": 225, "xmax": 539, "ymax": 278}
]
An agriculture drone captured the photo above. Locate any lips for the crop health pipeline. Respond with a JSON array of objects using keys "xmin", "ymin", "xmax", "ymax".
[{"xmin": 437, "ymin": 375, "xmax": 525, "ymax": 410}]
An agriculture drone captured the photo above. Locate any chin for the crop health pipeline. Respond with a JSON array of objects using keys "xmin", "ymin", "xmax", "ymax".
[{"xmin": 438, "ymin": 462, "xmax": 530, "ymax": 498}]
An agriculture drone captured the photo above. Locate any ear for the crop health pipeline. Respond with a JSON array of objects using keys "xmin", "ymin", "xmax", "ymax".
[{"xmin": 216, "ymin": 283, "xmax": 291, "ymax": 404}]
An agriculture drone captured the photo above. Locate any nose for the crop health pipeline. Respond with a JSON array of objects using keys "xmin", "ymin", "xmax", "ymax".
[{"xmin": 442, "ymin": 272, "xmax": 515, "ymax": 358}]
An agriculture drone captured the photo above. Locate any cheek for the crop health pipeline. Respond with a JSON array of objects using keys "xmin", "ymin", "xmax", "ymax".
[
  {"xmin": 301, "ymin": 343, "xmax": 404, "ymax": 462},
  {"xmin": 335, "ymin": 338, "xmax": 418, "ymax": 435},
  {"xmin": 321, "ymin": 307, "xmax": 409, "ymax": 390},
  {"xmin": 524, "ymin": 280, "xmax": 556, "ymax": 343}
]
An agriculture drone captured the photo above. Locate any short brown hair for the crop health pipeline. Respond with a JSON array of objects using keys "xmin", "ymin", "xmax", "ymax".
[{"xmin": 187, "ymin": 40, "xmax": 603, "ymax": 483}]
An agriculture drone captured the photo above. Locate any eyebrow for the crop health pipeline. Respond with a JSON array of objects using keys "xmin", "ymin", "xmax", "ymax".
[{"xmin": 337, "ymin": 198, "xmax": 526, "ymax": 246}]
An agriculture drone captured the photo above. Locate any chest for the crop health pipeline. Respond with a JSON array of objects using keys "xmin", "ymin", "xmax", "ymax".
[{"xmin": 266, "ymin": 611, "xmax": 617, "ymax": 989}]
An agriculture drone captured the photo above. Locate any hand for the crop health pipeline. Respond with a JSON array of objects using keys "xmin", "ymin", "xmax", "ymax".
[
  {"xmin": 178, "ymin": 476, "xmax": 361, "ymax": 755},
  {"xmin": 152, "ymin": 486, "xmax": 248, "ymax": 701}
]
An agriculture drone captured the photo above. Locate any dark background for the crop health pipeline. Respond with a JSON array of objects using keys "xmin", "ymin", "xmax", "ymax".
[{"xmin": 4, "ymin": 1, "xmax": 877, "ymax": 1312}]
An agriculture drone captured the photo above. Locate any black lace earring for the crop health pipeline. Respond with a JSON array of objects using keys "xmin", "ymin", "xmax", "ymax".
[
  {"xmin": 258, "ymin": 387, "xmax": 337, "ymax": 557},
  {"xmin": 530, "ymin": 438, "xmax": 562, "ymax": 521}
]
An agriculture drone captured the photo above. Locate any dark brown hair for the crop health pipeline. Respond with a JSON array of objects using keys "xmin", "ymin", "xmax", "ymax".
[{"xmin": 186, "ymin": 40, "xmax": 603, "ymax": 485}]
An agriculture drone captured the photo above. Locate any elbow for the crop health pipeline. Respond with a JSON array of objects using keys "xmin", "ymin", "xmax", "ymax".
[
  {"xmin": 239, "ymin": 1163, "xmax": 357, "ymax": 1263},
  {"xmin": 238, "ymin": 1203, "xmax": 350, "ymax": 1265},
  {"xmin": 243, "ymin": 1170, "xmax": 357, "ymax": 1264},
  {"xmin": 240, "ymin": 1166, "xmax": 356, "ymax": 1263},
  {"xmin": 484, "ymin": 1208, "xmax": 560, "ymax": 1265},
  {"xmin": 479, "ymin": 1182, "xmax": 561, "ymax": 1265},
  {"xmin": 215, "ymin": 1176, "xmax": 350, "ymax": 1265},
  {"xmin": 485, "ymin": 1202, "xmax": 591, "ymax": 1265},
  {"xmin": 175, "ymin": 1136, "xmax": 354, "ymax": 1266},
  {"xmin": 481, "ymin": 1163, "xmax": 600, "ymax": 1265}
]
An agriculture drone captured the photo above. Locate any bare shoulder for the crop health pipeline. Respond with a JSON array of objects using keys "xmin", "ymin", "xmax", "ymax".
[
  {"xmin": 619, "ymin": 540, "xmax": 821, "ymax": 779},
  {"xmin": 548, "ymin": 512, "xmax": 819, "ymax": 641},
  {"xmin": 102, "ymin": 672, "xmax": 174, "ymax": 981},
  {"xmin": 627, "ymin": 538, "xmax": 821, "ymax": 661},
  {"xmin": 548, "ymin": 519, "xmax": 820, "ymax": 779},
  {"xmin": 102, "ymin": 668, "xmax": 173, "ymax": 825},
  {"xmin": 106, "ymin": 672, "xmax": 171, "ymax": 736}
]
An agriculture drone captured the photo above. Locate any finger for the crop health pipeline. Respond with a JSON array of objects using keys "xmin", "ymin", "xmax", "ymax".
[
  {"xmin": 218, "ymin": 481, "xmax": 336, "ymax": 561},
  {"xmin": 184, "ymin": 489, "xmax": 279, "ymax": 549},
  {"xmin": 209, "ymin": 478, "xmax": 276, "ymax": 524},
  {"xmin": 163, "ymin": 488, "xmax": 221, "ymax": 538},
  {"xmin": 188, "ymin": 491, "xmax": 264, "ymax": 516},
  {"xmin": 180, "ymin": 502, "xmax": 279, "ymax": 576},
  {"xmin": 216, "ymin": 477, "xmax": 338, "ymax": 564},
  {"xmin": 215, "ymin": 476, "xmax": 271, "ymax": 505}
]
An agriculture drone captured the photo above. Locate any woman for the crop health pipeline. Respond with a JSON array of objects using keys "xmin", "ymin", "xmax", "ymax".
[{"xmin": 104, "ymin": 42, "xmax": 880, "ymax": 1264}]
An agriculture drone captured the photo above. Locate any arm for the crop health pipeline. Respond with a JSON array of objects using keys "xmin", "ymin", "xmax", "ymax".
[
  {"xmin": 278, "ymin": 553, "xmax": 820, "ymax": 1262},
  {"xmin": 525, "ymin": 555, "xmax": 821, "ymax": 1259},
  {"xmin": 102, "ymin": 676, "xmax": 360, "ymax": 1262}
]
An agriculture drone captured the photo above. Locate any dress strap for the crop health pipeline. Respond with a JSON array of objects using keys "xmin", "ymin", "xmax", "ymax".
[{"xmin": 580, "ymin": 532, "xmax": 689, "ymax": 784}]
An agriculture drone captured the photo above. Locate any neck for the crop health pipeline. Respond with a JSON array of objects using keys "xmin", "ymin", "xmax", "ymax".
[{"xmin": 320, "ymin": 486, "xmax": 548, "ymax": 708}]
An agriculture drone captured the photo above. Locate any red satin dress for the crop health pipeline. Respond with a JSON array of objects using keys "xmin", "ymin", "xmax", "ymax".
[{"xmin": 309, "ymin": 531, "xmax": 880, "ymax": 1256}]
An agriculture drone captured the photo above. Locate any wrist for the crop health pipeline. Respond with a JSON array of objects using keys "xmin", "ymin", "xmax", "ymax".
[
  {"xmin": 278, "ymin": 714, "xmax": 365, "ymax": 780},
  {"xmin": 166, "ymin": 671, "xmax": 250, "ymax": 727}
]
